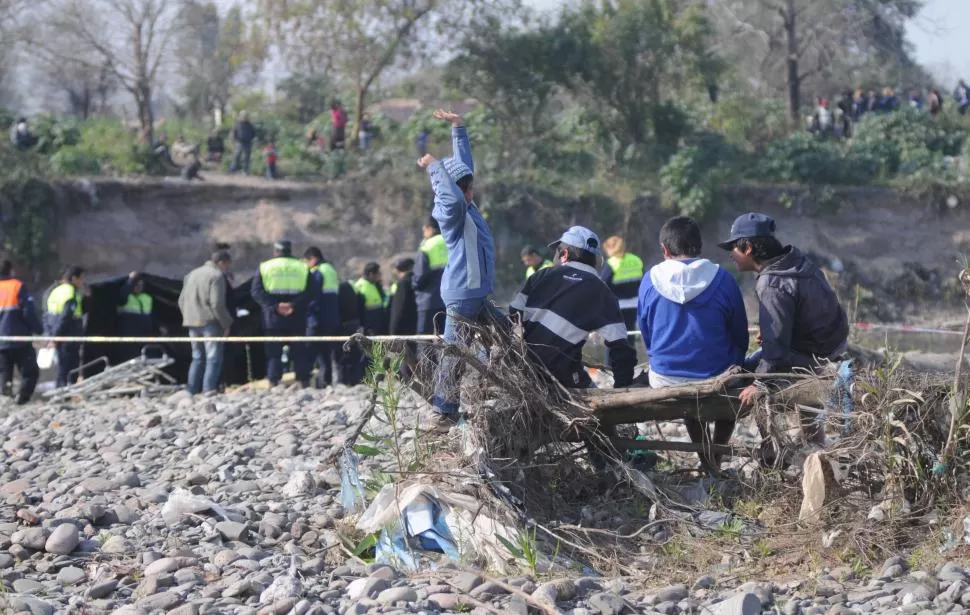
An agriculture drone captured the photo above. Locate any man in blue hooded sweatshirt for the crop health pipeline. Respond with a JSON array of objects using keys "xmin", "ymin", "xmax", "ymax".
[
  {"xmin": 417, "ymin": 108, "xmax": 499, "ymax": 431},
  {"xmin": 638, "ymin": 216, "xmax": 748, "ymax": 469}
]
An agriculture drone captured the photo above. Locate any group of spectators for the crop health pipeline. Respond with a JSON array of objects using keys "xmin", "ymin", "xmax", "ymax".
[{"xmin": 809, "ymin": 80, "xmax": 970, "ymax": 138}]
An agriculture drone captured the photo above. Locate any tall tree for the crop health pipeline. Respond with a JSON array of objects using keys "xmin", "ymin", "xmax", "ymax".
[
  {"xmin": 549, "ymin": 0, "xmax": 722, "ymax": 157},
  {"xmin": 710, "ymin": 0, "xmax": 925, "ymax": 121},
  {"xmin": 176, "ymin": 2, "xmax": 259, "ymax": 120},
  {"xmin": 260, "ymin": 0, "xmax": 487, "ymax": 141},
  {"xmin": 31, "ymin": 0, "xmax": 180, "ymax": 143}
]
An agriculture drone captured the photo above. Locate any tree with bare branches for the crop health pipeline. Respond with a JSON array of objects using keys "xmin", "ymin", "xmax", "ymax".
[
  {"xmin": 710, "ymin": 0, "xmax": 925, "ymax": 122},
  {"xmin": 30, "ymin": 0, "xmax": 180, "ymax": 143},
  {"xmin": 260, "ymin": 0, "xmax": 489, "ymax": 142}
]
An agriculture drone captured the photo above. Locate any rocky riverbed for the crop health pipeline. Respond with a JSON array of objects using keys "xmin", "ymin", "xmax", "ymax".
[{"xmin": 0, "ymin": 384, "xmax": 968, "ymax": 615}]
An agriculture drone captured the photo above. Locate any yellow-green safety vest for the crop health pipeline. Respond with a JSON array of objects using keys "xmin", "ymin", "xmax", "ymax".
[
  {"xmin": 259, "ymin": 257, "xmax": 309, "ymax": 295},
  {"xmin": 311, "ymin": 263, "xmax": 340, "ymax": 294},
  {"xmin": 607, "ymin": 253, "xmax": 644, "ymax": 284},
  {"xmin": 525, "ymin": 260, "xmax": 554, "ymax": 279},
  {"xmin": 419, "ymin": 234, "xmax": 448, "ymax": 270},
  {"xmin": 47, "ymin": 283, "xmax": 82, "ymax": 318},
  {"xmin": 354, "ymin": 278, "xmax": 384, "ymax": 310},
  {"xmin": 120, "ymin": 292, "xmax": 153, "ymax": 315}
]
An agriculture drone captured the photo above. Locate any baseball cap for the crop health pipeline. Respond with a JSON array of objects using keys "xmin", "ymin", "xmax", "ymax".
[
  {"xmin": 718, "ymin": 213, "xmax": 776, "ymax": 250},
  {"xmin": 274, "ymin": 239, "xmax": 293, "ymax": 254},
  {"xmin": 548, "ymin": 226, "xmax": 601, "ymax": 256},
  {"xmin": 443, "ymin": 157, "xmax": 473, "ymax": 184}
]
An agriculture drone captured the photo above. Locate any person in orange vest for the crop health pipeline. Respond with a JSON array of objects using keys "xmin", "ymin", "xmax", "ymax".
[{"xmin": 0, "ymin": 260, "xmax": 42, "ymax": 404}]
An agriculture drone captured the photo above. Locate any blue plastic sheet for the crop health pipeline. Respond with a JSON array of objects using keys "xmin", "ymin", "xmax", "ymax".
[
  {"xmin": 339, "ymin": 445, "xmax": 367, "ymax": 513},
  {"xmin": 829, "ymin": 360, "xmax": 854, "ymax": 434}
]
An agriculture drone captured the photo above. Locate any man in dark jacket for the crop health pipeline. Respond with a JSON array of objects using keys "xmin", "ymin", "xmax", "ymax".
[
  {"xmin": 303, "ymin": 246, "xmax": 341, "ymax": 388},
  {"xmin": 250, "ymin": 240, "xmax": 312, "ymax": 386},
  {"xmin": 720, "ymin": 212, "xmax": 849, "ymax": 443},
  {"xmin": 389, "ymin": 258, "xmax": 417, "ymax": 336},
  {"xmin": 509, "ymin": 226, "xmax": 635, "ymax": 390},
  {"xmin": 413, "ymin": 217, "xmax": 447, "ymax": 334},
  {"xmin": 45, "ymin": 266, "xmax": 88, "ymax": 388},
  {"xmin": 230, "ymin": 111, "xmax": 255, "ymax": 173},
  {"xmin": 117, "ymin": 271, "xmax": 155, "ymax": 362},
  {"xmin": 337, "ymin": 280, "xmax": 364, "ymax": 385},
  {"xmin": 0, "ymin": 261, "xmax": 43, "ymax": 404}
]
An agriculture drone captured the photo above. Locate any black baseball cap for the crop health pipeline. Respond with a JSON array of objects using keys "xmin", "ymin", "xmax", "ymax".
[{"xmin": 718, "ymin": 213, "xmax": 777, "ymax": 250}]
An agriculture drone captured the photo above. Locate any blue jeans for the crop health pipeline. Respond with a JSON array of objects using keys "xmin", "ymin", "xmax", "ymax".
[
  {"xmin": 188, "ymin": 322, "xmax": 224, "ymax": 394},
  {"xmin": 432, "ymin": 298, "xmax": 506, "ymax": 415}
]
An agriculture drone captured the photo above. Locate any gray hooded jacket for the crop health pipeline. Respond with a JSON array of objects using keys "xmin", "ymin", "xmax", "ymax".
[{"xmin": 755, "ymin": 246, "xmax": 848, "ymax": 373}]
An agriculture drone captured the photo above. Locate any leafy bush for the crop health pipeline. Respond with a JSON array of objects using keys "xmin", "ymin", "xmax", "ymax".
[
  {"xmin": 702, "ymin": 94, "xmax": 791, "ymax": 151},
  {"xmin": 50, "ymin": 147, "xmax": 102, "ymax": 175},
  {"xmin": 750, "ymin": 133, "xmax": 848, "ymax": 184},
  {"xmin": 852, "ymin": 107, "xmax": 966, "ymax": 174},
  {"xmin": 31, "ymin": 114, "xmax": 81, "ymax": 155},
  {"xmin": 660, "ymin": 132, "xmax": 739, "ymax": 219}
]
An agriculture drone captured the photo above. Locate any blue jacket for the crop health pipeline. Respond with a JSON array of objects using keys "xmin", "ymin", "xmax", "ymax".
[
  {"xmin": 306, "ymin": 269, "xmax": 341, "ymax": 332},
  {"xmin": 428, "ymin": 126, "xmax": 495, "ymax": 303},
  {"xmin": 638, "ymin": 258, "xmax": 748, "ymax": 380},
  {"xmin": 0, "ymin": 276, "xmax": 42, "ymax": 349}
]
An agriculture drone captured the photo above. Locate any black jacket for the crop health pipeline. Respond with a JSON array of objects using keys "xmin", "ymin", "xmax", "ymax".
[
  {"xmin": 755, "ymin": 246, "xmax": 849, "ymax": 373},
  {"xmin": 338, "ymin": 281, "xmax": 362, "ymax": 328},
  {"xmin": 233, "ymin": 121, "xmax": 255, "ymax": 145},
  {"xmin": 510, "ymin": 262, "xmax": 635, "ymax": 389},
  {"xmin": 389, "ymin": 272, "xmax": 418, "ymax": 335}
]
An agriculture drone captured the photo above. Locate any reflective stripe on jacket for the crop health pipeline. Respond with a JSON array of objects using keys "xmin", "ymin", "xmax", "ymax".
[{"xmin": 258, "ymin": 257, "xmax": 310, "ymax": 294}]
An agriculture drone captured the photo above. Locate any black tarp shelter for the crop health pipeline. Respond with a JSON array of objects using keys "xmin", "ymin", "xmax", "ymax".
[{"xmin": 73, "ymin": 274, "xmax": 268, "ymax": 384}]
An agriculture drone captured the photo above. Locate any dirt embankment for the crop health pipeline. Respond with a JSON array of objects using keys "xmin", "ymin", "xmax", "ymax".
[{"xmin": 50, "ymin": 174, "xmax": 970, "ymax": 323}]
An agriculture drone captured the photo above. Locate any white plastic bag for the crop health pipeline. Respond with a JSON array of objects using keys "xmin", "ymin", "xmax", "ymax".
[
  {"xmin": 37, "ymin": 347, "xmax": 56, "ymax": 369},
  {"xmin": 160, "ymin": 487, "xmax": 229, "ymax": 525}
]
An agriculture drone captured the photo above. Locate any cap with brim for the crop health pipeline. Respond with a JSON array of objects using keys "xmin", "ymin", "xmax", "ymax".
[
  {"xmin": 717, "ymin": 212, "xmax": 777, "ymax": 250},
  {"xmin": 548, "ymin": 226, "xmax": 601, "ymax": 257},
  {"xmin": 443, "ymin": 157, "xmax": 473, "ymax": 183},
  {"xmin": 274, "ymin": 239, "xmax": 293, "ymax": 253}
]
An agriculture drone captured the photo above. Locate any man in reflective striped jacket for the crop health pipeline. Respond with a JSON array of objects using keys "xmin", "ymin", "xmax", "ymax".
[{"xmin": 509, "ymin": 226, "xmax": 635, "ymax": 390}]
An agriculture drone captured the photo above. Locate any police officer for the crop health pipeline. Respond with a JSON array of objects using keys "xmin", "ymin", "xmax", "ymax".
[
  {"xmin": 303, "ymin": 247, "xmax": 341, "ymax": 388},
  {"xmin": 0, "ymin": 260, "xmax": 42, "ymax": 404},
  {"xmin": 45, "ymin": 265, "xmax": 88, "ymax": 388},
  {"xmin": 117, "ymin": 271, "xmax": 155, "ymax": 362},
  {"xmin": 337, "ymin": 279, "xmax": 364, "ymax": 385},
  {"xmin": 521, "ymin": 246, "xmax": 553, "ymax": 280},
  {"xmin": 413, "ymin": 217, "xmax": 447, "ymax": 334},
  {"xmin": 600, "ymin": 236, "xmax": 645, "ymax": 333},
  {"xmin": 250, "ymin": 240, "xmax": 312, "ymax": 387},
  {"xmin": 353, "ymin": 262, "xmax": 387, "ymax": 335}
]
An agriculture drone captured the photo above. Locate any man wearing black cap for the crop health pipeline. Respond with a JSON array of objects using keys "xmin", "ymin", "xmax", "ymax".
[
  {"xmin": 388, "ymin": 258, "xmax": 418, "ymax": 336},
  {"xmin": 719, "ymin": 212, "xmax": 849, "ymax": 443},
  {"xmin": 509, "ymin": 226, "xmax": 635, "ymax": 390},
  {"xmin": 251, "ymin": 240, "xmax": 312, "ymax": 387}
]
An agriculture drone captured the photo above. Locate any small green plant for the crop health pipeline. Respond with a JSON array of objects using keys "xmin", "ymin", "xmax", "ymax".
[
  {"xmin": 497, "ymin": 526, "xmax": 540, "ymax": 575},
  {"xmin": 752, "ymin": 538, "xmax": 772, "ymax": 560},
  {"xmin": 714, "ymin": 517, "xmax": 746, "ymax": 541}
]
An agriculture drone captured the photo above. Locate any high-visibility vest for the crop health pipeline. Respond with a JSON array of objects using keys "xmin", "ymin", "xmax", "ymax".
[
  {"xmin": 0, "ymin": 279, "xmax": 22, "ymax": 313},
  {"xmin": 354, "ymin": 278, "xmax": 384, "ymax": 310},
  {"xmin": 259, "ymin": 257, "xmax": 309, "ymax": 295},
  {"xmin": 47, "ymin": 283, "xmax": 82, "ymax": 318},
  {"xmin": 419, "ymin": 234, "xmax": 448, "ymax": 270},
  {"xmin": 119, "ymin": 292, "xmax": 152, "ymax": 315},
  {"xmin": 525, "ymin": 260, "xmax": 554, "ymax": 279},
  {"xmin": 311, "ymin": 262, "xmax": 340, "ymax": 294},
  {"xmin": 607, "ymin": 253, "xmax": 644, "ymax": 284}
]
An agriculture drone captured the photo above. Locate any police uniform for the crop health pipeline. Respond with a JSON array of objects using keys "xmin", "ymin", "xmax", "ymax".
[
  {"xmin": 413, "ymin": 233, "xmax": 447, "ymax": 334},
  {"xmin": 353, "ymin": 278, "xmax": 387, "ymax": 335},
  {"xmin": 525, "ymin": 260, "xmax": 553, "ymax": 279},
  {"xmin": 601, "ymin": 251, "xmax": 644, "ymax": 332},
  {"xmin": 0, "ymin": 274, "xmax": 42, "ymax": 403},
  {"xmin": 510, "ymin": 227, "xmax": 635, "ymax": 390},
  {"xmin": 306, "ymin": 261, "xmax": 341, "ymax": 387},
  {"xmin": 117, "ymin": 277, "xmax": 154, "ymax": 362},
  {"xmin": 45, "ymin": 282, "xmax": 84, "ymax": 388},
  {"xmin": 250, "ymin": 245, "xmax": 312, "ymax": 385}
]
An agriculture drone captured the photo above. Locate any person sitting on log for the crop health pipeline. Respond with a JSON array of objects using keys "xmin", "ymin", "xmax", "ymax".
[
  {"xmin": 509, "ymin": 226, "xmax": 635, "ymax": 390},
  {"xmin": 638, "ymin": 215, "xmax": 749, "ymax": 470},
  {"xmin": 719, "ymin": 212, "xmax": 849, "ymax": 444}
]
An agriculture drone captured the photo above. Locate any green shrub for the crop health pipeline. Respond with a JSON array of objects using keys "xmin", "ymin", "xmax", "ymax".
[
  {"xmin": 852, "ymin": 107, "xmax": 966, "ymax": 174},
  {"xmin": 660, "ymin": 132, "xmax": 739, "ymax": 219},
  {"xmin": 750, "ymin": 133, "xmax": 847, "ymax": 184},
  {"xmin": 50, "ymin": 147, "xmax": 102, "ymax": 176},
  {"xmin": 31, "ymin": 114, "xmax": 81, "ymax": 155}
]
